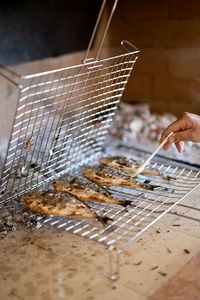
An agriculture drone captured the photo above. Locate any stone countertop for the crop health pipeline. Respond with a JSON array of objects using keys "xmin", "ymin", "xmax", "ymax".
[
  {"xmin": 0, "ymin": 185, "xmax": 200, "ymax": 300},
  {"xmin": 150, "ymin": 251, "xmax": 200, "ymax": 300}
]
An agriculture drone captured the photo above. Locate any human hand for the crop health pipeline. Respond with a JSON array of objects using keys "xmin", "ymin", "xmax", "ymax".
[{"xmin": 160, "ymin": 112, "xmax": 200, "ymax": 153}]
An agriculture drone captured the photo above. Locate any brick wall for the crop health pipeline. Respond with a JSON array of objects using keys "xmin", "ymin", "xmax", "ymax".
[{"xmin": 106, "ymin": 0, "xmax": 200, "ymax": 116}]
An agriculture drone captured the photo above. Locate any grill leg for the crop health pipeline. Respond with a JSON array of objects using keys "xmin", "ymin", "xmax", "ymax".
[{"xmin": 108, "ymin": 247, "xmax": 120, "ymax": 281}]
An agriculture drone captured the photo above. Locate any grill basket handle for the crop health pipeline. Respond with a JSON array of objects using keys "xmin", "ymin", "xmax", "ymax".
[{"xmin": 83, "ymin": 0, "xmax": 119, "ymax": 62}]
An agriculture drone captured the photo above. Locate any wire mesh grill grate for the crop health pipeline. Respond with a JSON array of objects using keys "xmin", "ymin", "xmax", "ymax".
[
  {"xmin": 0, "ymin": 49, "xmax": 137, "ymax": 202},
  {"xmin": 19, "ymin": 158, "xmax": 200, "ymax": 251},
  {"xmin": 0, "ymin": 44, "xmax": 199, "ymax": 252},
  {"xmin": 3, "ymin": 153, "xmax": 199, "ymax": 251}
]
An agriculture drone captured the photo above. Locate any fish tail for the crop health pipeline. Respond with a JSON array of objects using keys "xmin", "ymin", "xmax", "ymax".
[
  {"xmin": 149, "ymin": 185, "xmax": 155, "ymax": 190},
  {"xmin": 120, "ymin": 200, "xmax": 131, "ymax": 207},
  {"xmin": 97, "ymin": 215, "xmax": 113, "ymax": 225}
]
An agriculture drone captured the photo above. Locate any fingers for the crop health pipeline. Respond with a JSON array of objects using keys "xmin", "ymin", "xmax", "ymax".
[
  {"xmin": 168, "ymin": 130, "xmax": 193, "ymax": 143},
  {"xmin": 175, "ymin": 141, "xmax": 184, "ymax": 153},
  {"xmin": 162, "ymin": 130, "xmax": 192, "ymax": 151},
  {"xmin": 160, "ymin": 112, "xmax": 200, "ymax": 152},
  {"xmin": 163, "ymin": 140, "xmax": 170, "ymax": 151},
  {"xmin": 163, "ymin": 140, "xmax": 184, "ymax": 152},
  {"xmin": 160, "ymin": 118, "xmax": 185, "ymax": 143}
]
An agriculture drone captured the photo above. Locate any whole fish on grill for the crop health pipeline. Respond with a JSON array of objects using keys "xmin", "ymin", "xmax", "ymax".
[
  {"xmin": 21, "ymin": 190, "xmax": 109, "ymax": 223},
  {"xmin": 53, "ymin": 176, "xmax": 129, "ymax": 207},
  {"xmin": 81, "ymin": 166, "xmax": 155, "ymax": 190},
  {"xmin": 100, "ymin": 156, "xmax": 173, "ymax": 181}
]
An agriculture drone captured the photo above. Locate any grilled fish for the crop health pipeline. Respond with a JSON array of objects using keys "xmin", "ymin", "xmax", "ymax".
[
  {"xmin": 81, "ymin": 166, "xmax": 155, "ymax": 190},
  {"xmin": 100, "ymin": 156, "xmax": 172, "ymax": 180},
  {"xmin": 21, "ymin": 190, "xmax": 100, "ymax": 220},
  {"xmin": 53, "ymin": 176, "xmax": 129, "ymax": 207}
]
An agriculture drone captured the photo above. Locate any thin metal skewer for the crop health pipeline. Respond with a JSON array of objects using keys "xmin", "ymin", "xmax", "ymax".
[{"xmin": 133, "ymin": 132, "xmax": 174, "ymax": 177}]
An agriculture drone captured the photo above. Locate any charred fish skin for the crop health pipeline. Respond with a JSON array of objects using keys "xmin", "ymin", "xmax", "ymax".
[
  {"xmin": 100, "ymin": 156, "xmax": 147, "ymax": 174},
  {"xmin": 81, "ymin": 166, "xmax": 155, "ymax": 191},
  {"xmin": 56, "ymin": 176, "xmax": 111, "ymax": 197},
  {"xmin": 100, "ymin": 156, "xmax": 173, "ymax": 180},
  {"xmin": 74, "ymin": 176, "xmax": 112, "ymax": 197},
  {"xmin": 53, "ymin": 176, "xmax": 129, "ymax": 207},
  {"xmin": 21, "ymin": 190, "xmax": 111, "ymax": 224},
  {"xmin": 101, "ymin": 156, "xmax": 137, "ymax": 169},
  {"xmin": 21, "ymin": 190, "xmax": 96, "ymax": 218}
]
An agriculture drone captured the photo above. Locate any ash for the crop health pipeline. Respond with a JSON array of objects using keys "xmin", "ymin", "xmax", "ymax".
[
  {"xmin": 109, "ymin": 103, "xmax": 200, "ymax": 165},
  {"xmin": 0, "ymin": 199, "xmax": 43, "ymax": 239}
]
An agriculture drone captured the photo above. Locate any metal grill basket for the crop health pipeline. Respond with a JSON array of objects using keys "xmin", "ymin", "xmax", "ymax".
[{"xmin": 0, "ymin": 0, "xmax": 199, "ymax": 267}]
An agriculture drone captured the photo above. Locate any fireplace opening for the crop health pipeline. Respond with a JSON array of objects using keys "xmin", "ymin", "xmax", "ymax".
[{"xmin": 0, "ymin": 0, "xmax": 102, "ymax": 65}]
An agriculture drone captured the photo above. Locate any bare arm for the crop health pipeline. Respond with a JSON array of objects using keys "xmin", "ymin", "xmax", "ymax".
[{"xmin": 160, "ymin": 112, "xmax": 200, "ymax": 153}]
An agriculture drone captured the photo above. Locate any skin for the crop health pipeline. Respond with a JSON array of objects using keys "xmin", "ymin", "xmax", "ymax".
[{"xmin": 160, "ymin": 112, "xmax": 200, "ymax": 153}]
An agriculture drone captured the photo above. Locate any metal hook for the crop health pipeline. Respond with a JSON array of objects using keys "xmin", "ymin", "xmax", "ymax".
[{"xmin": 121, "ymin": 40, "xmax": 140, "ymax": 54}]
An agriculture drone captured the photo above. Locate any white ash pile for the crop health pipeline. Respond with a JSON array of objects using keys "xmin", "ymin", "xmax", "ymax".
[
  {"xmin": 109, "ymin": 102, "xmax": 200, "ymax": 164},
  {"xmin": 109, "ymin": 103, "xmax": 176, "ymax": 141}
]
